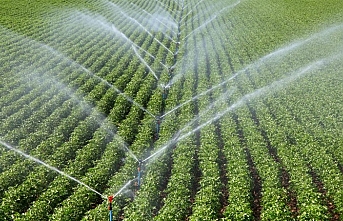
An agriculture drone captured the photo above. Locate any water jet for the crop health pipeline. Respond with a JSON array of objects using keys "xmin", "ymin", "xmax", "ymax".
[{"xmin": 0, "ymin": 140, "xmax": 106, "ymax": 199}]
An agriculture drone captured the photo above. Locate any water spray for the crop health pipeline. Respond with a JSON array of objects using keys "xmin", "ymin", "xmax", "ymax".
[
  {"xmin": 0, "ymin": 140, "xmax": 107, "ymax": 199},
  {"xmin": 173, "ymin": 51, "xmax": 179, "ymax": 62},
  {"xmin": 129, "ymin": 2, "xmax": 178, "ymax": 36},
  {"xmin": 180, "ymin": 0, "xmax": 205, "ymax": 22},
  {"xmin": 118, "ymin": 10, "xmax": 174, "ymax": 55},
  {"xmin": 132, "ymin": 45, "xmax": 159, "ymax": 81},
  {"xmin": 142, "ymin": 131, "xmax": 181, "ymax": 164}
]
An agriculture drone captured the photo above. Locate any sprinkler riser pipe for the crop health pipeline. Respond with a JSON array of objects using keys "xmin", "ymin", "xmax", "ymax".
[
  {"xmin": 109, "ymin": 210, "xmax": 113, "ymax": 221},
  {"xmin": 108, "ymin": 195, "xmax": 114, "ymax": 221},
  {"xmin": 137, "ymin": 170, "xmax": 141, "ymax": 187}
]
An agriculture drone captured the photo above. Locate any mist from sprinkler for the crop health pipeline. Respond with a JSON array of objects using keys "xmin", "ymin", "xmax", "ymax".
[
  {"xmin": 142, "ymin": 57, "xmax": 331, "ymax": 165},
  {"xmin": 4, "ymin": 2, "xmax": 343, "ymax": 220},
  {"xmin": 132, "ymin": 45, "xmax": 159, "ymax": 81},
  {"xmin": 110, "ymin": 4, "xmax": 174, "ymax": 55},
  {"xmin": 0, "ymin": 140, "xmax": 107, "ymax": 199}
]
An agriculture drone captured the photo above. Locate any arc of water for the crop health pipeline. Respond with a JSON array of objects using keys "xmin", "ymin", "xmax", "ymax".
[
  {"xmin": 172, "ymin": 4, "xmax": 320, "ymax": 87},
  {"xmin": 132, "ymin": 45, "xmax": 159, "ymax": 81},
  {"xmin": 180, "ymin": 0, "xmax": 205, "ymax": 22},
  {"xmin": 16, "ymin": 74, "xmax": 142, "ymax": 189},
  {"xmin": 143, "ymin": 58, "xmax": 328, "ymax": 164},
  {"xmin": 44, "ymin": 45, "xmax": 157, "ymax": 121},
  {"xmin": 143, "ymin": 88, "xmax": 236, "ymax": 163},
  {"xmin": 260, "ymin": 23, "xmax": 343, "ymax": 63},
  {"xmin": 150, "ymin": 0, "xmax": 179, "ymax": 22},
  {"xmin": 112, "ymin": 25, "xmax": 169, "ymax": 72},
  {"xmin": 120, "ymin": 140, "xmax": 139, "ymax": 162},
  {"xmin": 107, "ymin": 1, "xmax": 176, "ymax": 51},
  {"xmin": 182, "ymin": 15, "xmax": 218, "ymax": 41},
  {"xmin": 130, "ymin": 3, "xmax": 178, "ymax": 37},
  {"xmin": 117, "ymin": 10, "xmax": 174, "ymax": 55},
  {"xmin": 108, "ymin": 55, "xmax": 337, "ymax": 203},
  {"xmin": 1, "ymin": 31, "xmax": 142, "ymax": 169},
  {"xmin": 230, "ymin": 24, "xmax": 343, "ymax": 75},
  {"xmin": 0, "ymin": 140, "xmax": 107, "ymax": 199},
  {"xmin": 108, "ymin": 83, "xmax": 156, "ymax": 118},
  {"xmin": 113, "ymin": 178, "xmax": 137, "ymax": 197},
  {"xmin": 180, "ymin": 13, "xmax": 204, "ymax": 28},
  {"xmin": 120, "ymin": 95, "xmax": 155, "ymax": 118},
  {"xmin": 2, "ymin": 34, "xmax": 118, "ymax": 139},
  {"xmin": 81, "ymin": 63, "xmax": 156, "ymax": 118},
  {"xmin": 171, "ymin": 0, "xmax": 179, "ymax": 6},
  {"xmin": 177, "ymin": 87, "xmax": 237, "ymax": 134},
  {"xmin": 167, "ymin": 49, "xmax": 242, "ymax": 88},
  {"xmin": 161, "ymin": 86, "xmax": 236, "ymax": 118},
  {"xmin": 176, "ymin": 0, "xmax": 185, "ymax": 9},
  {"xmin": 108, "ymin": 24, "xmax": 342, "ymax": 197},
  {"xmin": 180, "ymin": 1, "xmax": 232, "ymax": 28},
  {"xmin": 182, "ymin": 1, "xmax": 240, "ymax": 41},
  {"xmin": 142, "ymin": 138, "xmax": 174, "ymax": 163},
  {"xmin": 177, "ymin": 59, "xmax": 328, "ymax": 141}
]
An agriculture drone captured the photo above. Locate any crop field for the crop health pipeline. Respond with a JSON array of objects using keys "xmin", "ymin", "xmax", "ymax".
[{"xmin": 1, "ymin": 0, "xmax": 343, "ymax": 220}]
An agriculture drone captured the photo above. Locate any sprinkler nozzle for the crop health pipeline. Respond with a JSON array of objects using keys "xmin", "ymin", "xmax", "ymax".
[{"xmin": 108, "ymin": 195, "xmax": 114, "ymax": 204}]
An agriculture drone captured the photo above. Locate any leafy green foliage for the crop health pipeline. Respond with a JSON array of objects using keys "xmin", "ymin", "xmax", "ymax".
[{"xmin": 1, "ymin": 0, "xmax": 343, "ymax": 220}]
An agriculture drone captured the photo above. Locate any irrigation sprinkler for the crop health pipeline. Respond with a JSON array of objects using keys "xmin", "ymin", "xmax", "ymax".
[
  {"xmin": 108, "ymin": 195, "xmax": 114, "ymax": 221},
  {"xmin": 161, "ymin": 84, "xmax": 170, "ymax": 109},
  {"xmin": 173, "ymin": 51, "xmax": 179, "ymax": 62},
  {"xmin": 162, "ymin": 84, "xmax": 170, "ymax": 100},
  {"xmin": 134, "ymin": 159, "xmax": 144, "ymax": 194},
  {"xmin": 168, "ymin": 65, "xmax": 175, "ymax": 78},
  {"xmin": 160, "ymin": 83, "xmax": 170, "ymax": 113}
]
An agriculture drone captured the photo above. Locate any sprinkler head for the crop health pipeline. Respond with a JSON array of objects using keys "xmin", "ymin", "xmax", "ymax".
[{"xmin": 108, "ymin": 195, "xmax": 114, "ymax": 203}]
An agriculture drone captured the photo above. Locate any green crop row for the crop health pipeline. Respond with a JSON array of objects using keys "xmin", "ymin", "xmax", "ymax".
[
  {"xmin": 0, "ymin": 112, "xmax": 103, "ymax": 219},
  {"xmin": 1, "ymin": 0, "xmax": 343, "ymax": 220},
  {"xmin": 153, "ymin": 77, "xmax": 196, "ymax": 220}
]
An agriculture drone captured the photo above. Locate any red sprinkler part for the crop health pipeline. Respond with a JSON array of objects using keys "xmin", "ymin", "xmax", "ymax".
[
  {"xmin": 108, "ymin": 195, "xmax": 114, "ymax": 210},
  {"xmin": 108, "ymin": 195, "xmax": 114, "ymax": 203}
]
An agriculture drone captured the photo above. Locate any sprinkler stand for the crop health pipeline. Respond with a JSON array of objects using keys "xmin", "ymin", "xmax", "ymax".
[
  {"xmin": 162, "ymin": 86, "xmax": 169, "ymax": 100},
  {"xmin": 108, "ymin": 195, "xmax": 114, "ymax": 221},
  {"xmin": 134, "ymin": 159, "xmax": 144, "ymax": 195},
  {"xmin": 168, "ymin": 66, "xmax": 175, "ymax": 78}
]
